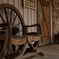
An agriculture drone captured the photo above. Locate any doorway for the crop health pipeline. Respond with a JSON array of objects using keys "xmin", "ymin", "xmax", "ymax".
[{"xmin": 37, "ymin": 0, "xmax": 51, "ymax": 45}]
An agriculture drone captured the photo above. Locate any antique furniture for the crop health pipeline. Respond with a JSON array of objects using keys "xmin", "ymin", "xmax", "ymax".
[{"xmin": 0, "ymin": 4, "xmax": 44, "ymax": 59}]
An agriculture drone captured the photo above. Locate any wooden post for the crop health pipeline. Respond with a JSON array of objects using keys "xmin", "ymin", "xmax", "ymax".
[{"xmin": 37, "ymin": 0, "xmax": 40, "ymax": 34}]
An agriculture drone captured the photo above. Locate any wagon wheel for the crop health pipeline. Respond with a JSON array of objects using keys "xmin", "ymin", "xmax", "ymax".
[{"xmin": 0, "ymin": 4, "xmax": 26, "ymax": 58}]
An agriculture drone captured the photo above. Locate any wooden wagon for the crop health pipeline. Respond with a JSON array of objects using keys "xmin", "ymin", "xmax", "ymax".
[{"xmin": 0, "ymin": 4, "xmax": 44, "ymax": 59}]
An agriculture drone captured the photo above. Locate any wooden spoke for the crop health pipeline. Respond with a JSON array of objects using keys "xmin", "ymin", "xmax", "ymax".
[
  {"xmin": 0, "ymin": 14, "xmax": 6, "ymax": 23},
  {"xmin": 10, "ymin": 9, "xmax": 12, "ymax": 23},
  {"xmin": 12, "ymin": 14, "xmax": 18, "ymax": 26},
  {"xmin": 14, "ymin": 22, "xmax": 21, "ymax": 27},
  {"xmin": 4, "ymin": 8, "xmax": 9, "ymax": 23}
]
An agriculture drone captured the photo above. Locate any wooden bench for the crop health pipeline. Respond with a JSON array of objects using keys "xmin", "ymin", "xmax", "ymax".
[{"xmin": 0, "ymin": 4, "xmax": 44, "ymax": 59}]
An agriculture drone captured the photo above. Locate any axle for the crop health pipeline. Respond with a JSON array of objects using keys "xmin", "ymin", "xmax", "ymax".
[{"xmin": 0, "ymin": 27, "xmax": 19, "ymax": 35}]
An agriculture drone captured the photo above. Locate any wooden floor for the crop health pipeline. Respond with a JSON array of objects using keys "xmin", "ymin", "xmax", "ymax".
[{"xmin": 15, "ymin": 44, "xmax": 59, "ymax": 59}]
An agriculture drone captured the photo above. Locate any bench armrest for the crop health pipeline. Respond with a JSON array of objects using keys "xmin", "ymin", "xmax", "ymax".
[
  {"xmin": 24, "ymin": 24, "xmax": 41, "ymax": 35},
  {"xmin": 25, "ymin": 24, "xmax": 40, "ymax": 27}
]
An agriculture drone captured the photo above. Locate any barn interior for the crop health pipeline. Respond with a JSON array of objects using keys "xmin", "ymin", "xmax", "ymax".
[{"xmin": 0, "ymin": 0, "xmax": 59, "ymax": 59}]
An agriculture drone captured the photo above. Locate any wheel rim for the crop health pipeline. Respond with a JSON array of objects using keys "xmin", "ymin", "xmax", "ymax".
[
  {"xmin": 0, "ymin": 4, "xmax": 25, "ymax": 36},
  {"xmin": 0, "ymin": 4, "xmax": 25, "ymax": 58}
]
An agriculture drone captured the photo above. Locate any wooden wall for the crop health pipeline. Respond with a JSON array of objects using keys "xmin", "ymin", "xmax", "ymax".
[{"xmin": 0, "ymin": 0, "xmax": 37, "ymax": 35}]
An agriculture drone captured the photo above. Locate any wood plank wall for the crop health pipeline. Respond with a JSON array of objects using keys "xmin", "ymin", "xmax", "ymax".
[{"xmin": 0, "ymin": 0, "xmax": 37, "ymax": 35}]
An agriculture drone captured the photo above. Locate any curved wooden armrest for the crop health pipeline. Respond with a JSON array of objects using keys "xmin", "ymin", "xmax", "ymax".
[
  {"xmin": 0, "ymin": 23, "xmax": 8, "ymax": 27},
  {"xmin": 25, "ymin": 24, "xmax": 40, "ymax": 27},
  {"xmin": 24, "ymin": 24, "xmax": 41, "ymax": 35}
]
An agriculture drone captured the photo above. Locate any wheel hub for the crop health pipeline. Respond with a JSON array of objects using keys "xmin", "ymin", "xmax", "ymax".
[
  {"xmin": 12, "ymin": 27, "xmax": 19, "ymax": 35},
  {"xmin": 0, "ymin": 27, "xmax": 19, "ymax": 35}
]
